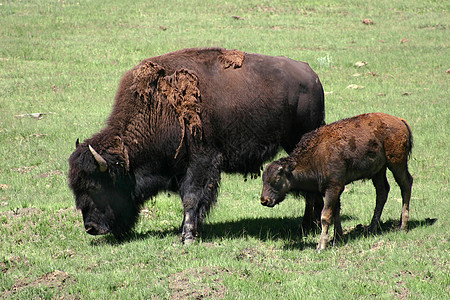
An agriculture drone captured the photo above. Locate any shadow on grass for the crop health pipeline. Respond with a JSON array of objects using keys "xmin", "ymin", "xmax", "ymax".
[
  {"xmin": 91, "ymin": 216, "xmax": 437, "ymax": 249},
  {"xmin": 341, "ymin": 217, "xmax": 438, "ymax": 244}
]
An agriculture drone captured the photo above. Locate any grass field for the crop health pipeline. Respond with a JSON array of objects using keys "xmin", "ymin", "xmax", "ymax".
[{"xmin": 0, "ymin": 0, "xmax": 449, "ymax": 298}]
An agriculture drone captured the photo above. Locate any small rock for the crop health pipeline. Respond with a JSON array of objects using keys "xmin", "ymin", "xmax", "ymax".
[
  {"xmin": 354, "ymin": 61, "xmax": 368, "ymax": 67},
  {"xmin": 362, "ymin": 19, "xmax": 375, "ymax": 25},
  {"xmin": 14, "ymin": 113, "xmax": 46, "ymax": 119},
  {"xmin": 347, "ymin": 84, "xmax": 365, "ymax": 89}
]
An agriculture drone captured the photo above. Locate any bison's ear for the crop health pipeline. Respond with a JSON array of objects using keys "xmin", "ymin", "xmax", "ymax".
[
  {"xmin": 111, "ymin": 136, "xmax": 130, "ymax": 171},
  {"xmin": 75, "ymin": 138, "xmax": 80, "ymax": 148}
]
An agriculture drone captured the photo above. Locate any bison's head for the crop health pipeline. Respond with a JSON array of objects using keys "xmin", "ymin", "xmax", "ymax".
[
  {"xmin": 68, "ymin": 138, "xmax": 138, "ymax": 237},
  {"xmin": 260, "ymin": 161, "xmax": 292, "ymax": 207}
]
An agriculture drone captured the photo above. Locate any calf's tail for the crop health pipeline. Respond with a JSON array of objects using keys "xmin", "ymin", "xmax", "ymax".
[{"xmin": 399, "ymin": 118, "xmax": 413, "ymax": 159}]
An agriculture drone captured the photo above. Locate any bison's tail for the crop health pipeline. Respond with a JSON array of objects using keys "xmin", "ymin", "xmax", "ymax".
[{"xmin": 399, "ymin": 118, "xmax": 413, "ymax": 159}]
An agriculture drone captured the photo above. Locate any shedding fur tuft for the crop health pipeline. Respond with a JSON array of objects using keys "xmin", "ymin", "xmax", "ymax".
[
  {"xmin": 131, "ymin": 61, "xmax": 165, "ymax": 98},
  {"xmin": 158, "ymin": 69, "xmax": 203, "ymax": 158},
  {"xmin": 218, "ymin": 49, "xmax": 245, "ymax": 69}
]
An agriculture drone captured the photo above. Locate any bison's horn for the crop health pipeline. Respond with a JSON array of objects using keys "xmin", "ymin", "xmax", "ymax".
[{"xmin": 89, "ymin": 145, "xmax": 108, "ymax": 172}]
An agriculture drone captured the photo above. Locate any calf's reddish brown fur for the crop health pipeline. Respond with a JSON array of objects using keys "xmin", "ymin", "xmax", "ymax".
[{"xmin": 260, "ymin": 113, "xmax": 413, "ymax": 250}]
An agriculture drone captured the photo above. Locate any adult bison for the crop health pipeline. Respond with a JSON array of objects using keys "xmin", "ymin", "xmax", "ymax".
[{"xmin": 68, "ymin": 47, "xmax": 325, "ymax": 243}]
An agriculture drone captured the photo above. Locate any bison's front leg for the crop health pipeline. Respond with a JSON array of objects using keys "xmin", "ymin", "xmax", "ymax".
[{"xmin": 179, "ymin": 151, "xmax": 223, "ymax": 244}]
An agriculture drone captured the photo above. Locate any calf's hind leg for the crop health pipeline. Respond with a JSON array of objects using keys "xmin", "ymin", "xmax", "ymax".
[
  {"xmin": 369, "ymin": 167, "xmax": 390, "ymax": 232},
  {"xmin": 390, "ymin": 164, "xmax": 413, "ymax": 230}
]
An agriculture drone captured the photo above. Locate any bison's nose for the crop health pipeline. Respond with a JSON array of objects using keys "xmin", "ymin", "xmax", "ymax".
[
  {"xmin": 85, "ymin": 222, "xmax": 111, "ymax": 235},
  {"xmin": 85, "ymin": 223, "xmax": 99, "ymax": 235}
]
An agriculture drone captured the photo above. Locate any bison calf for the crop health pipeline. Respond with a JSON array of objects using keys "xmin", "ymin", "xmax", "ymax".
[{"xmin": 260, "ymin": 113, "xmax": 413, "ymax": 251}]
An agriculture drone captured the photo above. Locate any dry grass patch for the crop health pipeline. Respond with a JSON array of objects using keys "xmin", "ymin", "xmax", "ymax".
[{"xmin": 1, "ymin": 270, "xmax": 77, "ymax": 299}]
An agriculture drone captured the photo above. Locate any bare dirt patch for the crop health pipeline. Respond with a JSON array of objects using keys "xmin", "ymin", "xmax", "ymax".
[
  {"xmin": 12, "ymin": 166, "xmax": 38, "ymax": 174},
  {"xmin": 235, "ymin": 247, "xmax": 266, "ymax": 264},
  {"xmin": 1, "ymin": 256, "xmax": 30, "ymax": 274},
  {"xmin": 1, "ymin": 270, "xmax": 76, "ymax": 298},
  {"xmin": 35, "ymin": 169, "xmax": 64, "ymax": 178},
  {"xmin": 168, "ymin": 266, "xmax": 228, "ymax": 299},
  {"xmin": 0, "ymin": 207, "xmax": 41, "ymax": 218}
]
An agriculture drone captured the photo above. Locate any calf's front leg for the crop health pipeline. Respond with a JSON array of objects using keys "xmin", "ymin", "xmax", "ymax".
[
  {"xmin": 317, "ymin": 185, "xmax": 344, "ymax": 251},
  {"xmin": 302, "ymin": 192, "xmax": 324, "ymax": 234}
]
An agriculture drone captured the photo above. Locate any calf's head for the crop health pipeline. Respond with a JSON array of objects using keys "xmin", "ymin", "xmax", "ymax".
[
  {"xmin": 68, "ymin": 139, "xmax": 138, "ymax": 237},
  {"xmin": 260, "ymin": 161, "xmax": 292, "ymax": 207}
]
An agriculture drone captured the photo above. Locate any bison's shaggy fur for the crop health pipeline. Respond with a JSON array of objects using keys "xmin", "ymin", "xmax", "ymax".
[
  {"xmin": 68, "ymin": 47, "xmax": 325, "ymax": 243},
  {"xmin": 261, "ymin": 113, "xmax": 413, "ymax": 250}
]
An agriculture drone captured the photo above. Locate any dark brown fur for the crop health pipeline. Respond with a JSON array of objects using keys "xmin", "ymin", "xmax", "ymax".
[
  {"xmin": 68, "ymin": 47, "xmax": 325, "ymax": 243},
  {"xmin": 261, "ymin": 113, "xmax": 413, "ymax": 250}
]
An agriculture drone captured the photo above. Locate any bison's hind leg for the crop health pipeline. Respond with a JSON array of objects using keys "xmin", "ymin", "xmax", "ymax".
[
  {"xmin": 369, "ymin": 167, "xmax": 390, "ymax": 233},
  {"xmin": 389, "ymin": 163, "xmax": 413, "ymax": 230}
]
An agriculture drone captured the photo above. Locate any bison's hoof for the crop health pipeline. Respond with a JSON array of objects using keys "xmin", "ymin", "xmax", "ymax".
[
  {"xmin": 183, "ymin": 238, "xmax": 195, "ymax": 246},
  {"xmin": 182, "ymin": 233, "xmax": 195, "ymax": 245}
]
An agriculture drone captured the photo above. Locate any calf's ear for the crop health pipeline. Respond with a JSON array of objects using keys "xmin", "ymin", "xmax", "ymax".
[
  {"xmin": 75, "ymin": 138, "xmax": 80, "ymax": 148},
  {"xmin": 285, "ymin": 163, "xmax": 295, "ymax": 175}
]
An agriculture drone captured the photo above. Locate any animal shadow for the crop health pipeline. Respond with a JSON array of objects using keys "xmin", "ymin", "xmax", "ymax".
[
  {"xmin": 341, "ymin": 217, "xmax": 437, "ymax": 244},
  {"xmin": 91, "ymin": 216, "xmax": 437, "ymax": 249}
]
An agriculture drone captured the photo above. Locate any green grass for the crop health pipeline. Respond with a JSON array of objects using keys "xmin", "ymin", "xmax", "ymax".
[{"xmin": 0, "ymin": 0, "xmax": 449, "ymax": 298}]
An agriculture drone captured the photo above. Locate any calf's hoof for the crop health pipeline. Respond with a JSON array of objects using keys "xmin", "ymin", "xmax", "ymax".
[
  {"xmin": 317, "ymin": 237, "xmax": 328, "ymax": 252},
  {"xmin": 399, "ymin": 223, "xmax": 408, "ymax": 231},
  {"xmin": 316, "ymin": 243, "xmax": 326, "ymax": 253}
]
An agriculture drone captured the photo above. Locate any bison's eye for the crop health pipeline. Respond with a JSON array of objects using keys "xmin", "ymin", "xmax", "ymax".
[{"xmin": 88, "ymin": 181, "xmax": 102, "ymax": 193}]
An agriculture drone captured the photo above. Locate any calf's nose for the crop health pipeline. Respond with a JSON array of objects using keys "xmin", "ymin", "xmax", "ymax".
[{"xmin": 260, "ymin": 196, "xmax": 271, "ymax": 206}]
